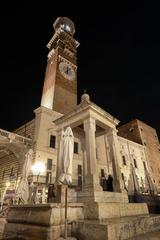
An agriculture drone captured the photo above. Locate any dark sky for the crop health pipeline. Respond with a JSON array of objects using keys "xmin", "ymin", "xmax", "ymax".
[{"xmin": 0, "ymin": 3, "xmax": 160, "ymax": 137}]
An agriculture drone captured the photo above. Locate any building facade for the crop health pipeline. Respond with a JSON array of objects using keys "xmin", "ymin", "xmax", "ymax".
[{"xmin": 0, "ymin": 17, "xmax": 159, "ymax": 204}]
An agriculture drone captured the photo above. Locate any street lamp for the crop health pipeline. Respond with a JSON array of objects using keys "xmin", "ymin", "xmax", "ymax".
[
  {"xmin": 6, "ymin": 182, "xmax": 11, "ymax": 187},
  {"xmin": 31, "ymin": 162, "xmax": 46, "ymax": 182}
]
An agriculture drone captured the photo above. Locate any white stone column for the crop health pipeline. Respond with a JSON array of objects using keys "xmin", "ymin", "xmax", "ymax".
[
  {"xmin": 83, "ymin": 118, "xmax": 102, "ymax": 192},
  {"xmin": 83, "ymin": 118, "xmax": 97, "ymax": 175},
  {"xmin": 106, "ymin": 128, "xmax": 125, "ymax": 192},
  {"xmin": 55, "ymin": 129, "xmax": 63, "ymax": 183}
]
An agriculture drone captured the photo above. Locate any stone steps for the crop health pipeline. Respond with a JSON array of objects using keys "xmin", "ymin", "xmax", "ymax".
[
  {"xmin": 73, "ymin": 214, "xmax": 160, "ymax": 240},
  {"xmin": 129, "ymin": 230, "xmax": 160, "ymax": 239}
]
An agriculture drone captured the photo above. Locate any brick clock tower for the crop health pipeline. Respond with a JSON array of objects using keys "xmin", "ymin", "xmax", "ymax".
[{"xmin": 41, "ymin": 17, "xmax": 79, "ymax": 114}]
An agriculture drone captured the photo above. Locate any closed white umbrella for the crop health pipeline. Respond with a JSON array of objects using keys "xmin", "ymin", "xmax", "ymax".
[
  {"xmin": 57, "ymin": 127, "xmax": 74, "ymax": 239},
  {"xmin": 16, "ymin": 149, "xmax": 33, "ymax": 204},
  {"xmin": 58, "ymin": 127, "xmax": 74, "ymax": 185},
  {"xmin": 128, "ymin": 163, "xmax": 140, "ymax": 197},
  {"xmin": 144, "ymin": 168, "xmax": 157, "ymax": 196}
]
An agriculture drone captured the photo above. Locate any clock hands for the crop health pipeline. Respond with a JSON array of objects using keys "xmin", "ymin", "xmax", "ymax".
[
  {"xmin": 64, "ymin": 66, "xmax": 70, "ymax": 75},
  {"xmin": 59, "ymin": 62, "xmax": 75, "ymax": 80}
]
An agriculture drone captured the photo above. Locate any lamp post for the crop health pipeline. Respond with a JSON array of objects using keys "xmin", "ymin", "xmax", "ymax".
[{"xmin": 31, "ymin": 162, "xmax": 46, "ymax": 203}]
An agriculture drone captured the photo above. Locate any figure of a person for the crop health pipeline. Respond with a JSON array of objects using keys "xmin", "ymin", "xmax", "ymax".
[{"xmin": 106, "ymin": 175, "xmax": 113, "ymax": 192}]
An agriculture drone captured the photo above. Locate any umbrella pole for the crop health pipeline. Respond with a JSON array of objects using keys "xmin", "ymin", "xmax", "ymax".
[{"xmin": 64, "ymin": 185, "xmax": 68, "ymax": 239}]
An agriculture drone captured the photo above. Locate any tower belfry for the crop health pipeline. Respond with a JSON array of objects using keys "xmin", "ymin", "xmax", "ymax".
[{"xmin": 40, "ymin": 17, "xmax": 79, "ymax": 114}]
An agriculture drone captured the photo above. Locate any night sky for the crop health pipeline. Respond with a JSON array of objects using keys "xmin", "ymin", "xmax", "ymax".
[{"xmin": 0, "ymin": 3, "xmax": 160, "ymax": 138}]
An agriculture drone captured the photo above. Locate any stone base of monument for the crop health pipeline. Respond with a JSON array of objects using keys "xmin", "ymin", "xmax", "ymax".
[
  {"xmin": 3, "ymin": 203, "xmax": 83, "ymax": 240},
  {"xmin": 72, "ymin": 202, "xmax": 160, "ymax": 240},
  {"xmin": 3, "ymin": 202, "xmax": 160, "ymax": 240},
  {"xmin": 73, "ymin": 214, "xmax": 160, "ymax": 240},
  {"xmin": 77, "ymin": 190, "xmax": 129, "ymax": 203},
  {"xmin": 83, "ymin": 202, "xmax": 148, "ymax": 219}
]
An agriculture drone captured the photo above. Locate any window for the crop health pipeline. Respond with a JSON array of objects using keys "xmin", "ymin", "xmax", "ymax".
[
  {"xmin": 133, "ymin": 159, "xmax": 137, "ymax": 168},
  {"xmin": 101, "ymin": 169, "xmax": 105, "ymax": 178},
  {"xmin": 78, "ymin": 176, "xmax": 82, "ymax": 190},
  {"xmin": 143, "ymin": 161, "xmax": 146, "ymax": 170},
  {"xmin": 78, "ymin": 165, "xmax": 82, "ymax": 175},
  {"xmin": 74, "ymin": 142, "xmax": 78, "ymax": 154},
  {"xmin": 49, "ymin": 135, "xmax": 56, "ymax": 148},
  {"xmin": 129, "ymin": 128, "xmax": 134, "ymax": 132},
  {"xmin": 46, "ymin": 172, "xmax": 52, "ymax": 184},
  {"xmin": 47, "ymin": 159, "xmax": 52, "ymax": 171},
  {"xmin": 122, "ymin": 156, "xmax": 126, "ymax": 165}
]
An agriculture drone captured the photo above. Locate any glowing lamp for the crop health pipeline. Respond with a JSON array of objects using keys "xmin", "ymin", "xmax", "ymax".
[
  {"xmin": 6, "ymin": 182, "xmax": 10, "ymax": 187},
  {"xmin": 31, "ymin": 162, "xmax": 46, "ymax": 175}
]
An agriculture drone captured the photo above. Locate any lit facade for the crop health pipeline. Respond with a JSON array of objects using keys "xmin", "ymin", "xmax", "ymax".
[{"xmin": 0, "ymin": 17, "xmax": 159, "ymax": 204}]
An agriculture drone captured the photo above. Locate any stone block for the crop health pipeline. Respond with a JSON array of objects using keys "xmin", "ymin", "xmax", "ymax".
[
  {"xmin": 84, "ymin": 202, "xmax": 148, "ymax": 220},
  {"xmin": 77, "ymin": 190, "xmax": 128, "ymax": 203},
  {"xmin": 73, "ymin": 215, "xmax": 160, "ymax": 240},
  {"xmin": 4, "ymin": 203, "xmax": 84, "ymax": 240}
]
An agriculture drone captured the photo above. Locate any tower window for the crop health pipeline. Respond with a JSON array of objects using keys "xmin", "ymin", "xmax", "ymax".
[
  {"xmin": 133, "ymin": 159, "xmax": 137, "ymax": 168},
  {"xmin": 47, "ymin": 159, "xmax": 53, "ymax": 171},
  {"xmin": 74, "ymin": 142, "xmax": 78, "ymax": 154},
  {"xmin": 122, "ymin": 156, "xmax": 126, "ymax": 165},
  {"xmin": 50, "ymin": 135, "xmax": 56, "ymax": 148},
  {"xmin": 129, "ymin": 128, "xmax": 134, "ymax": 132}
]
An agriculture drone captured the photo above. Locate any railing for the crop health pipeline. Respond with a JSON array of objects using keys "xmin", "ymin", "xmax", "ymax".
[{"xmin": 0, "ymin": 128, "xmax": 32, "ymax": 146}]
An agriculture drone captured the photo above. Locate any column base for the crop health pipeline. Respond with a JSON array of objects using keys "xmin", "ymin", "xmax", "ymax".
[{"xmin": 77, "ymin": 190, "xmax": 128, "ymax": 203}]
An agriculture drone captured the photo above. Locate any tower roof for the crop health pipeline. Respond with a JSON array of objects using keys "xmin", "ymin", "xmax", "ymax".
[{"xmin": 53, "ymin": 17, "xmax": 75, "ymax": 36}]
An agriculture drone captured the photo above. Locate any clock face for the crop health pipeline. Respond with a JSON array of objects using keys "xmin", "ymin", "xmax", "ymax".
[{"xmin": 59, "ymin": 62, "xmax": 75, "ymax": 81}]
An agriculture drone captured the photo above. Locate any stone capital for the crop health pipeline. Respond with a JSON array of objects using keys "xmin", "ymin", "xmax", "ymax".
[
  {"xmin": 83, "ymin": 118, "xmax": 96, "ymax": 132},
  {"xmin": 106, "ymin": 127, "xmax": 118, "ymax": 137}
]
